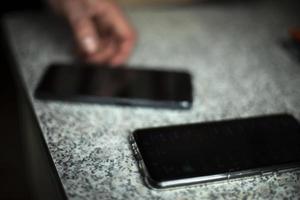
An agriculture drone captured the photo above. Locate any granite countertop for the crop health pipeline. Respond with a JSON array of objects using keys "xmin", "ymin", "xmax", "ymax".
[{"xmin": 3, "ymin": 0, "xmax": 300, "ymax": 199}]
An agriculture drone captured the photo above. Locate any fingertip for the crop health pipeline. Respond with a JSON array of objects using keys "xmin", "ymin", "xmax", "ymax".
[
  {"xmin": 84, "ymin": 41, "xmax": 116, "ymax": 64},
  {"xmin": 110, "ymin": 39, "xmax": 134, "ymax": 66},
  {"xmin": 81, "ymin": 36, "xmax": 99, "ymax": 55},
  {"xmin": 85, "ymin": 53, "xmax": 106, "ymax": 64},
  {"xmin": 69, "ymin": 16, "xmax": 102, "ymax": 56},
  {"xmin": 110, "ymin": 52, "xmax": 128, "ymax": 65},
  {"xmin": 109, "ymin": 59, "xmax": 125, "ymax": 67}
]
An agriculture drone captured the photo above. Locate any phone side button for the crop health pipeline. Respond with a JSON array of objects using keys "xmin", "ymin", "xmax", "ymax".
[
  {"xmin": 131, "ymin": 144, "xmax": 142, "ymax": 160},
  {"xmin": 138, "ymin": 161, "xmax": 145, "ymax": 177},
  {"xmin": 261, "ymin": 171, "xmax": 274, "ymax": 176},
  {"xmin": 227, "ymin": 173, "xmax": 231, "ymax": 180},
  {"xmin": 277, "ymin": 167, "xmax": 298, "ymax": 173},
  {"xmin": 134, "ymin": 150, "xmax": 143, "ymax": 161}
]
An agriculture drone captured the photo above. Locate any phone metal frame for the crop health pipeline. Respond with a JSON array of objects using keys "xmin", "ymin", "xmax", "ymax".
[
  {"xmin": 129, "ymin": 134, "xmax": 300, "ymax": 189},
  {"xmin": 35, "ymin": 93, "xmax": 192, "ymax": 110}
]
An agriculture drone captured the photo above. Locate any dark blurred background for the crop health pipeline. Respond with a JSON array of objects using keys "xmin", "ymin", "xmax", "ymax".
[{"xmin": 0, "ymin": 1, "xmax": 43, "ymax": 200}]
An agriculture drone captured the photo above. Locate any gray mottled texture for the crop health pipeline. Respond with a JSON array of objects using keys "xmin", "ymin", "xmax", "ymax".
[{"xmin": 3, "ymin": 0, "xmax": 300, "ymax": 199}]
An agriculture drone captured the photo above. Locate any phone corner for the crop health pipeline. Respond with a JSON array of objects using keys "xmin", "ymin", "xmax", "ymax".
[{"xmin": 144, "ymin": 176, "xmax": 166, "ymax": 190}]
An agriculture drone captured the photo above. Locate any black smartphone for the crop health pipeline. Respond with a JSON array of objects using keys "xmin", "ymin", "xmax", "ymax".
[
  {"xmin": 35, "ymin": 63, "xmax": 193, "ymax": 109},
  {"xmin": 130, "ymin": 114, "xmax": 300, "ymax": 189}
]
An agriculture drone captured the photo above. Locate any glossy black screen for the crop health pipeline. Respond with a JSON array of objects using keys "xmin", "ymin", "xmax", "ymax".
[
  {"xmin": 133, "ymin": 114, "xmax": 300, "ymax": 182},
  {"xmin": 35, "ymin": 64, "xmax": 192, "ymax": 109}
]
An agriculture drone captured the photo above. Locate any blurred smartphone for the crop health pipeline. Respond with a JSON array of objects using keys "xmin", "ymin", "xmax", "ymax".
[
  {"xmin": 130, "ymin": 114, "xmax": 300, "ymax": 189},
  {"xmin": 35, "ymin": 63, "xmax": 193, "ymax": 109}
]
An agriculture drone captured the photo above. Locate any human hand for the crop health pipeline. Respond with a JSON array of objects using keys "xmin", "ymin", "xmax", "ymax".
[{"xmin": 49, "ymin": 0, "xmax": 136, "ymax": 66}]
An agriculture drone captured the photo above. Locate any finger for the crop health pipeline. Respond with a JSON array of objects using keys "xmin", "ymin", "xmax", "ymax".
[
  {"xmin": 110, "ymin": 38, "xmax": 135, "ymax": 66},
  {"xmin": 102, "ymin": 4, "xmax": 135, "ymax": 39},
  {"xmin": 85, "ymin": 39, "xmax": 117, "ymax": 64},
  {"xmin": 64, "ymin": 0, "xmax": 101, "ymax": 55},
  {"xmin": 85, "ymin": 18, "xmax": 118, "ymax": 64},
  {"xmin": 108, "ymin": 9, "xmax": 136, "ymax": 65},
  {"xmin": 95, "ymin": 3, "xmax": 136, "ymax": 62},
  {"xmin": 92, "ymin": 16, "xmax": 126, "ymax": 65}
]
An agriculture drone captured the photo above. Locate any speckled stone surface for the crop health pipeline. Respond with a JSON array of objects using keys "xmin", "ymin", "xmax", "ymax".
[{"xmin": 3, "ymin": 1, "xmax": 300, "ymax": 199}]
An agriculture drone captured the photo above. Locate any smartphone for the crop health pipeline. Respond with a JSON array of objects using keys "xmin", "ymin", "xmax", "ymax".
[
  {"xmin": 130, "ymin": 114, "xmax": 300, "ymax": 189},
  {"xmin": 35, "ymin": 63, "xmax": 193, "ymax": 109}
]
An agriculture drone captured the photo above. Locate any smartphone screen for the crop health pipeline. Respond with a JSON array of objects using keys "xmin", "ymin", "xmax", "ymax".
[
  {"xmin": 131, "ymin": 114, "xmax": 300, "ymax": 189},
  {"xmin": 35, "ymin": 64, "xmax": 192, "ymax": 109}
]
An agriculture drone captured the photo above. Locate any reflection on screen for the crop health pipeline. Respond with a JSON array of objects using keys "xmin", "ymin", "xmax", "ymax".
[{"xmin": 35, "ymin": 64, "xmax": 192, "ymax": 108}]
